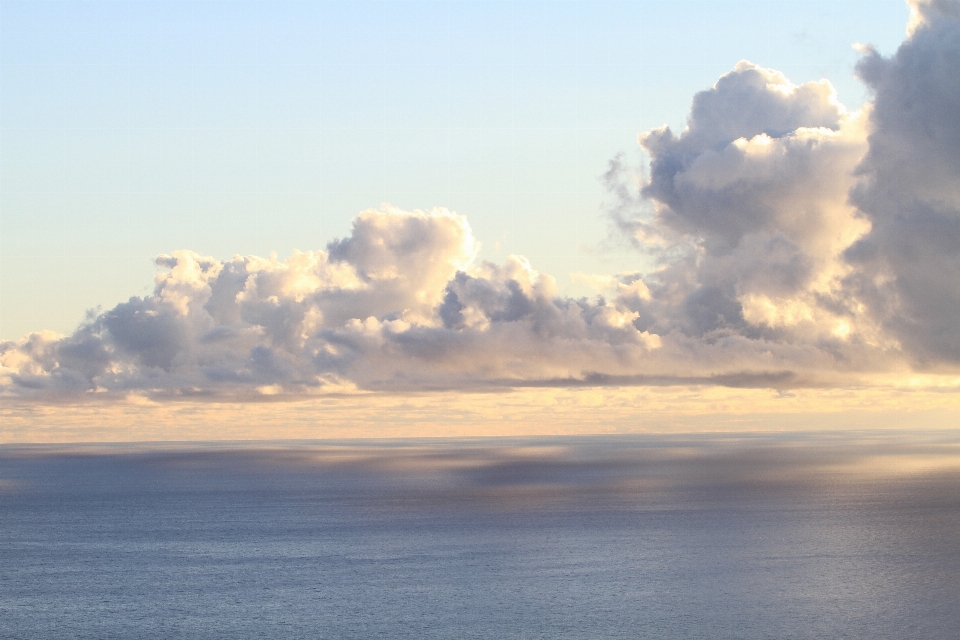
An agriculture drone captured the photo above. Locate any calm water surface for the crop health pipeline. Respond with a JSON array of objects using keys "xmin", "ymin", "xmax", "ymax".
[{"xmin": 2, "ymin": 431, "xmax": 960, "ymax": 639}]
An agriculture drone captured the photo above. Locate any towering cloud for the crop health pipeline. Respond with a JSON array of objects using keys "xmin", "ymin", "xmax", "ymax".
[
  {"xmin": 3, "ymin": 0, "xmax": 960, "ymax": 401},
  {"xmin": 844, "ymin": 0, "xmax": 960, "ymax": 364},
  {"xmin": 628, "ymin": 62, "xmax": 871, "ymax": 346}
]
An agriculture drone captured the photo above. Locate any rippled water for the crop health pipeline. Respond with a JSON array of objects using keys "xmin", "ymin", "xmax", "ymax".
[{"xmin": 2, "ymin": 431, "xmax": 960, "ymax": 639}]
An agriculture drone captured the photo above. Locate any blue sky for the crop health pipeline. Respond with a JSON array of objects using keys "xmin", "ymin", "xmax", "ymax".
[{"xmin": 1, "ymin": 0, "xmax": 909, "ymax": 340}]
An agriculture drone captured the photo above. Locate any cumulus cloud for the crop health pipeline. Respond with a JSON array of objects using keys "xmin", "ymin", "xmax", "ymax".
[
  {"xmin": 615, "ymin": 61, "xmax": 880, "ymax": 355},
  {"xmin": 4, "ymin": 0, "xmax": 960, "ymax": 401},
  {"xmin": 0, "ymin": 198, "xmax": 892, "ymax": 400},
  {"xmin": 1, "ymin": 206, "xmax": 664, "ymax": 398},
  {"xmin": 844, "ymin": 0, "xmax": 960, "ymax": 363},
  {"xmin": 609, "ymin": 0, "xmax": 960, "ymax": 377}
]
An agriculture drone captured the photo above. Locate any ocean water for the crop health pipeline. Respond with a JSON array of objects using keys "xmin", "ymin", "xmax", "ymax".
[{"xmin": 2, "ymin": 431, "xmax": 960, "ymax": 639}]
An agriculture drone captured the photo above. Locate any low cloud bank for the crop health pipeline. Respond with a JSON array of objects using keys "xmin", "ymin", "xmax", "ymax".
[
  {"xmin": 2, "ymin": 208, "xmax": 664, "ymax": 398},
  {"xmin": 4, "ymin": 0, "xmax": 960, "ymax": 401}
]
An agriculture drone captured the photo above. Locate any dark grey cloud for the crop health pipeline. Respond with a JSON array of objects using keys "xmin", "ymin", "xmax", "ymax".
[{"xmin": 844, "ymin": 0, "xmax": 960, "ymax": 363}]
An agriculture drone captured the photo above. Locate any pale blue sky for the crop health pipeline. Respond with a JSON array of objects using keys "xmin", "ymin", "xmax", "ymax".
[{"xmin": 1, "ymin": 0, "xmax": 909, "ymax": 340}]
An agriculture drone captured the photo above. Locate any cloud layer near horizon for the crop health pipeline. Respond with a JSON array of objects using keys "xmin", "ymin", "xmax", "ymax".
[{"xmin": 4, "ymin": 0, "xmax": 960, "ymax": 401}]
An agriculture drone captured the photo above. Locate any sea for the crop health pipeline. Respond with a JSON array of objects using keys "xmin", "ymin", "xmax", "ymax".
[{"xmin": 2, "ymin": 431, "xmax": 959, "ymax": 639}]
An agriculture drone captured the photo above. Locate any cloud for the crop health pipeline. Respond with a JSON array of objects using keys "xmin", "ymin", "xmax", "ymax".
[
  {"xmin": 0, "ymin": 198, "xmax": 894, "ymax": 400},
  {"xmin": 618, "ymin": 61, "xmax": 879, "ymax": 362},
  {"xmin": 844, "ymin": 0, "xmax": 960, "ymax": 364},
  {"xmin": 642, "ymin": 62, "xmax": 846, "ymax": 252},
  {"xmin": 609, "ymin": 1, "xmax": 960, "ymax": 377},
  {"xmin": 1, "ymin": 206, "xmax": 663, "ymax": 399},
  {"xmin": 5, "ymin": 1, "xmax": 960, "ymax": 403}
]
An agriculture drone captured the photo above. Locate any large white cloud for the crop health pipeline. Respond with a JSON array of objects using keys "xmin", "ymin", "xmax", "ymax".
[
  {"xmin": 5, "ymin": 0, "xmax": 960, "ymax": 401},
  {"xmin": 0, "ymin": 198, "xmax": 893, "ymax": 400},
  {"xmin": 619, "ymin": 62, "xmax": 878, "ymax": 356},
  {"xmin": 1, "ymin": 206, "xmax": 663, "ymax": 398},
  {"xmin": 609, "ymin": 1, "xmax": 960, "ymax": 376}
]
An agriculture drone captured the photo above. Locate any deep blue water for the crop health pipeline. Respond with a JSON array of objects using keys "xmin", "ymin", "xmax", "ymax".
[{"xmin": 2, "ymin": 432, "xmax": 960, "ymax": 639}]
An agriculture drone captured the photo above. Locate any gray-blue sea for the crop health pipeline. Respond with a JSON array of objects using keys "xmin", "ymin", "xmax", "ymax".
[{"xmin": 2, "ymin": 431, "xmax": 960, "ymax": 639}]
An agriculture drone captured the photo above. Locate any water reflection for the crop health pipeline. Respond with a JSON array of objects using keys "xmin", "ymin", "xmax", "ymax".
[{"xmin": 2, "ymin": 431, "xmax": 959, "ymax": 638}]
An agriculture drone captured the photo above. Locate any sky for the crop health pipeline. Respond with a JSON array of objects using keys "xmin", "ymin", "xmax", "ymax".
[{"xmin": 4, "ymin": 0, "xmax": 960, "ymax": 441}]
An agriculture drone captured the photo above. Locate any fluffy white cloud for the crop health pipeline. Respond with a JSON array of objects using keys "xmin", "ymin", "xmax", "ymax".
[
  {"xmin": 1, "ymin": 206, "xmax": 663, "ymax": 398},
  {"xmin": 5, "ymin": 0, "xmax": 960, "ymax": 401},
  {"xmin": 610, "ymin": 2, "xmax": 960, "ymax": 374},
  {"xmin": 618, "ymin": 61, "xmax": 877, "ymax": 359}
]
